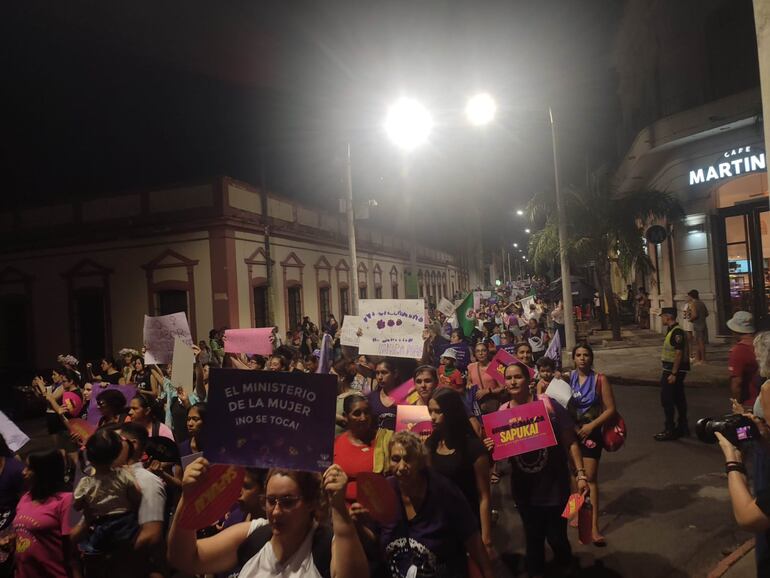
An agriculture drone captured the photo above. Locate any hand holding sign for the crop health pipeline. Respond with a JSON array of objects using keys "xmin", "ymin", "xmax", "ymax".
[
  {"xmin": 482, "ymin": 400, "xmax": 558, "ymax": 461},
  {"xmin": 356, "ymin": 472, "xmax": 399, "ymax": 525},
  {"xmin": 177, "ymin": 457, "xmax": 245, "ymax": 530}
]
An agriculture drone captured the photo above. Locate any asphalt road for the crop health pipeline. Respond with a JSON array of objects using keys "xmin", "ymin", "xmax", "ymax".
[{"xmin": 490, "ymin": 383, "xmax": 752, "ymax": 577}]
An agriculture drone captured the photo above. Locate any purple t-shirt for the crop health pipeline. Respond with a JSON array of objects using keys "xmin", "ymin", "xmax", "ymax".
[
  {"xmin": 380, "ymin": 470, "xmax": 477, "ymax": 578},
  {"xmin": 507, "ymin": 396, "xmax": 575, "ymax": 507},
  {"xmin": 368, "ymin": 390, "xmax": 397, "ymax": 431}
]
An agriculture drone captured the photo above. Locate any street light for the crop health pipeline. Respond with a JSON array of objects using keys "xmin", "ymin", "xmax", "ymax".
[
  {"xmin": 516, "ymin": 209, "xmax": 524, "ymax": 216},
  {"xmin": 384, "ymin": 98, "xmax": 433, "ymax": 152},
  {"xmin": 465, "ymin": 93, "xmax": 497, "ymax": 126},
  {"xmin": 513, "ymin": 243, "xmax": 518, "ymax": 248},
  {"xmin": 525, "ymin": 228, "xmax": 531, "ymax": 234}
]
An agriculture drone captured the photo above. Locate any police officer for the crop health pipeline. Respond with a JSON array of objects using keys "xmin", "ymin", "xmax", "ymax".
[{"xmin": 655, "ymin": 307, "xmax": 690, "ymax": 441}]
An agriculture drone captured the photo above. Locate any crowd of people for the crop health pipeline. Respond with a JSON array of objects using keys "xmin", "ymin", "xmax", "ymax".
[{"xmin": 9, "ymin": 282, "xmax": 722, "ymax": 578}]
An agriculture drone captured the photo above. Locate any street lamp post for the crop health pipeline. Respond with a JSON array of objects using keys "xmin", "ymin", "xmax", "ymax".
[
  {"xmin": 549, "ymin": 106, "xmax": 575, "ymax": 350},
  {"xmin": 344, "ymin": 143, "xmax": 360, "ymax": 315}
]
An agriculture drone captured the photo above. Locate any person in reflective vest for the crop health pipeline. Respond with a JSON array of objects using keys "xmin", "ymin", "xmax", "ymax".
[{"xmin": 655, "ymin": 307, "xmax": 690, "ymax": 441}]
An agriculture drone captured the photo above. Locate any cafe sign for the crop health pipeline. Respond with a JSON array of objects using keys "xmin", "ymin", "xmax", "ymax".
[{"xmin": 689, "ymin": 146, "xmax": 766, "ymax": 186}]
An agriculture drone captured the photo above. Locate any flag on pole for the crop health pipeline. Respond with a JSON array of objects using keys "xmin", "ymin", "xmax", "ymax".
[
  {"xmin": 544, "ymin": 330, "xmax": 562, "ymax": 370},
  {"xmin": 455, "ymin": 293, "xmax": 476, "ymax": 338}
]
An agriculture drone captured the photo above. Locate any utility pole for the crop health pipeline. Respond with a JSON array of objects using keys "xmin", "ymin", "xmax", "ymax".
[
  {"xmin": 345, "ymin": 143, "xmax": 360, "ymax": 315},
  {"xmin": 550, "ymin": 106, "xmax": 575, "ymax": 350}
]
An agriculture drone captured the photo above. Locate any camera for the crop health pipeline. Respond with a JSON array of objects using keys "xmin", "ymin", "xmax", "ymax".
[{"xmin": 696, "ymin": 414, "xmax": 760, "ymax": 447}]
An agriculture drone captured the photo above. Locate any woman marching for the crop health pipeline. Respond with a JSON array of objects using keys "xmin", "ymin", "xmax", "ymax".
[
  {"xmin": 567, "ymin": 343, "xmax": 617, "ymax": 547},
  {"xmin": 484, "ymin": 362, "xmax": 588, "ymax": 578}
]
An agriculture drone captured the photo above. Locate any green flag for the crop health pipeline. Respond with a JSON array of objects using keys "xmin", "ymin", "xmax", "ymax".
[{"xmin": 455, "ymin": 293, "xmax": 475, "ymax": 338}]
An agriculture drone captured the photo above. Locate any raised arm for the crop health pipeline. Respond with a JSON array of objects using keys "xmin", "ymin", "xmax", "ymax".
[{"xmin": 325, "ymin": 465, "xmax": 368, "ymax": 578}]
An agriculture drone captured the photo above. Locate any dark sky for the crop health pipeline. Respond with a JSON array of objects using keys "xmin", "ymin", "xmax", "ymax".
[{"xmin": 2, "ymin": 0, "xmax": 620, "ymax": 249}]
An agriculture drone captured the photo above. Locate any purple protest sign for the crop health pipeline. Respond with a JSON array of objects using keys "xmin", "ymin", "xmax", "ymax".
[
  {"xmin": 482, "ymin": 400, "xmax": 557, "ymax": 461},
  {"xmin": 224, "ymin": 328, "xmax": 274, "ymax": 356},
  {"xmin": 86, "ymin": 383, "xmax": 138, "ymax": 427},
  {"xmin": 204, "ymin": 368, "xmax": 336, "ymax": 472}
]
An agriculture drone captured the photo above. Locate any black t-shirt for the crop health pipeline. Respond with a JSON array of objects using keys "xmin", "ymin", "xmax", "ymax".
[
  {"xmin": 430, "ymin": 434, "xmax": 488, "ymax": 518},
  {"xmin": 754, "ymin": 488, "xmax": 770, "ymax": 575},
  {"xmin": 133, "ymin": 370, "xmax": 151, "ymax": 393},
  {"xmin": 666, "ymin": 325, "xmax": 690, "ymax": 372}
]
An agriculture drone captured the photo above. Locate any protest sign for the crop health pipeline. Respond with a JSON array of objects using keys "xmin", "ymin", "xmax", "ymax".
[
  {"xmin": 473, "ymin": 291, "xmax": 491, "ymax": 311},
  {"xmin": 437, "ymin": 298, "xmax": 455, "ymax": 317},
  {"xmin": 482, "ymin": 400, "xmax": 557, "ymax": 461},
  {"xmin": 358, "ymin": 299, "xmax": 425, "ymax": 359},
  {"xmin": 340, "ymin": 315, "xmax": 362, "ymax": 347},
  {"xmin": 486, "ymin": 349, "xmax": 536, "ymax": 385},
  {"xmin": 86, "ymin": 383, "xmax": 138, "ymax": 427},
  {"xmin": 68, "ymin": 419, "xmax": 95, "ymax": 444},
  {"xmin": 177, "ymin": 464, "xmax": 245, "ymax": 530},
  {"xmin": 204, "ymin": 369, "xmax": 336, "ymax": 472},
  {"xmin": 395, "ymin": 405, "xmax": 432, "ymax": 435},
  {"xmin": 356, "ymin": 473, "xmax": 399, "ymax": 525},
  {"xmin": 224, "ymin": 328, "xmax": 274, "ymax": 356},
  {"xmin": 0, "ymin": 411, "xmax": 29, "ymax": 452},
  {"xmin": 519, "ymin": 296, "xmax": 536, "ymax": 320},
  {"xmin": 389, "ymin": 379, "xmax": 418, "ymax": 405},
  {"xmin": 172, "ymin": 337, "xmax": 196, "ymax": 395},
  {"xmin": 144, "ymin": 312, "xmax": 193, "ymax": 365},
  {"xmin": 545, "ymin": 379, "xmax": 572, "ymax": 409}
]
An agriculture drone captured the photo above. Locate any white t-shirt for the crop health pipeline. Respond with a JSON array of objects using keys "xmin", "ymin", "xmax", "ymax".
[
  {"xmin": 238, "ymin": 520, "xmax": 323, "ymax": 578},
  {"xmin": 130, "ymin": 462, "xmax": 166, "ymax": 525}
]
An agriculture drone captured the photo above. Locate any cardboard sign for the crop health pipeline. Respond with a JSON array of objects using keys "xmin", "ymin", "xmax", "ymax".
[
  {"xmin": 143, "ymin": 312, "xmax": 193, "ymax": 365},
  {"xmin": 67, "ymin": 419, "xmax": 95, "ymax": 444},
  {"xmin": 544, "ymin": 379, "xmax": 572, "ymax": 409},
  {"xmin": 204, "ymin": 369, "xmax": 336, "ymax": 472},
  {"xmin": 224, "ymin": 328, "xmax": 274, "ymax": 356},
  {"xmin": 389, "ymin": 379, "xmax": 418, "ymax": 405},
  {"xmin": 486, "ymin": 349, "xmax": 536, "ymax": 385},
  {"xmin": 356, "ymin": 473, "xmax": 399, "ymax": 525},
  {"xmin": 340, "ymin": 316, "xmax": 363, "ymax": 347},
  {"xmin": 86, "ymin": 383, "xmax": 137, "ymax": 427},
  {"xmin": 395, "ymin": 405, "xmax": 432, "ymax": 435},
  {"xmin": 172, "ymin": 337, "xmax": 196, "ymax": 395},
  {"xmin": 358, "ymin": 299, "xmax": 425, "ymax": 359},
  {"xmin": 437, "ymin": 298, "xmax": 456, "ymax": 317},
  {"xmin": 0, "ymin": 411, "xmax": 29, "ymax": 452},
  {"xmin": 482, "ymin": 400, "xmax": 557, "ymax": 461},
  {"xmin": 177, "ymin": 464, "xmax": 245, "ymax": 530}
]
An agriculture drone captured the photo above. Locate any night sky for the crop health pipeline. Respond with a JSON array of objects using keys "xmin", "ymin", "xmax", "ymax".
[{"xmin": 2, "ymin": 0, "xmax": 620, "ymax": 249}]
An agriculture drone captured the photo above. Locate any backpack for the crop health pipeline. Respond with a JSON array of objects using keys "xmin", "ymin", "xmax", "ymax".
[{"xmin": 236, "ymin": 523, "xmax": 332, "ymax": 578}]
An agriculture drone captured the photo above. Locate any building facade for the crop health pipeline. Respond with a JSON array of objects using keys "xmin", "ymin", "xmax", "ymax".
[{"xmin": 0, "ymin": 177, "xmax": 467, "ymax": 371}]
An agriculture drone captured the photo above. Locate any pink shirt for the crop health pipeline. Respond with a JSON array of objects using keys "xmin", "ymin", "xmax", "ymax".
[
  {"xmin": 148, "ymin": 422, "xmax": 175, "ymax": 440},
  {"xmin": 467, "ymin": 362, "xmax": 499, "ymax": 391},
  {"xmin": 13, "ymin": 492, "xmax": 73, "ymax": 578}
]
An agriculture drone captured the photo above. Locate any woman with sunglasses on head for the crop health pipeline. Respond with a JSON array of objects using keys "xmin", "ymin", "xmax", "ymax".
[
  {"xmin": 484, "ymin": 362, "xmax": 588, "ymax": 578},
  {"xmin": 380, "ymin": 431, "xmax": 494, "ymax": 578},
  {"xmin": 168, "ymin": 461, "xmax": 368, "ymax": 578}
]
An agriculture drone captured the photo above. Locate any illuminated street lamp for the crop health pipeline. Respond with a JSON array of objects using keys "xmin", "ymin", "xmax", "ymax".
[
  {"xmin": 525, "ymin": 228, "xmax": 531, "ymax": 234},
  {"xmin": 465, "ymin": 92, "xmax": 497, "ymax": 127},
  {"xmin": 513, "ymin": 243, "xmax": 518, "ymax": 248},
  {"xmin": 516, "ymin": 209, "xmax": 524, "ymax": 216},
  {"xmin": 384, "ymin": 98, "xmax": 433, "ymax": 152}
]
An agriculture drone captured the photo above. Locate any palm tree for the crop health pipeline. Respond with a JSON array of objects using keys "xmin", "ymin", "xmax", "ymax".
[{"xmin": 527, "ymin": 168, "xmax": 683, "ymax": 341}]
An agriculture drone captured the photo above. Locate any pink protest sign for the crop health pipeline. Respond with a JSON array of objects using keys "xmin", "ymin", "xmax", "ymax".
[
  {"xmin": 395, "ymin": 405, "xmax": 432, "ymax": 435},
  {"xmin": 486, "ymin": 349, "xmax": 536, "ymax": 385},
  {"xmin": 224, "ymin": 328, "xmax": 274, "ymax": 356},
  {"xmin": 389, "ymin": 379, "xmax": 418, "ymax": 404},
  {"xmin": 482, "ymin": 400, "xmax": 557, "ymax": 461}
]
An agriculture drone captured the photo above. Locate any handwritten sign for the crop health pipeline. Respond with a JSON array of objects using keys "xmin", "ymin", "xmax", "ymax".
[
  {"xmin": 224, "ymin": 328, "xmax": 274, "ymax": 356},
  {"xmin": 486, "ymin": 349, "xmax": 535, "ymax": 386},
  {"xmin": 204, "ymin": 369, "xmax": 336, "ymax": 472},
  {"xmin": 482, "ymin": 400, "xmax": 557, "ymax": 461},
  {"xmin": 356, "ymin": 473, "xmax": 399, "ymax": 525},
  {"xmin": 358, "ymin": 299, "xmax": 425, "ymax": 359},
  {"xmin": 177, "ymin": 464, "xmax": 245, "ymax": 530},
  {"xmin": 144, "ymin": 313, "xmax": 193, "ymax": 365},
  {"xmin": 172, "ymin": 337, "xmax": 196, "ymax": 395},
  {"xmin": 0, "ymin": 411, "xmax": 29, "ymax": 452},
  {"xmin": 86, "ymin": 383, "xmax": 137, "ymax": 427},
  {"xmin": 437, "ymin": 298, "xmax": 456, "ymax": 317},
  {"xmin": 395, "ymin": 405, "xmax": 432, "ymax": 435},
  {"xmin": 340, "ymin": 316, "xmax": 363, "ymax": 347}
]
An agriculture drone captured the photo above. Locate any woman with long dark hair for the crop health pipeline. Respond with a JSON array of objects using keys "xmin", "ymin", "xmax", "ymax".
[
  {"xmin": 567, "ymin": 342, "xmax": 616, "ymax": 547},
  {"xmin": 427, "ymin": 388, "xmax": 495, "ymax": 560},
  {"xmin": 95, "ymin": 389, "xmax": 128, "ymax": 428},
  {"xmin": 128, "ymin": 393, "xmax": 173, "ymax": 440},
  {"xmin": 368, "ymin": 359, "xmax": 402, "ymax": 430},
  {"xmin": 179, "ymin": 402, "xmax": 206, "ymax": 456},
  {"xmin": 12, "ymin": 450, "xmax": 80, "ymax": 578}
]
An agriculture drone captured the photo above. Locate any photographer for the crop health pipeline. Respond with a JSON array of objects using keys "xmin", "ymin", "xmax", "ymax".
[{"xmin": 715, "ymin": 419, "xmax": 770, "ymax": 575}]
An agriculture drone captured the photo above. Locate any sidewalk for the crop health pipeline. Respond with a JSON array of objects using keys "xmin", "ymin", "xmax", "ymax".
[
  {"xmin": 707, "ymin": 538, "xmax": 755, "ymax": 578},
  {"xmin": 576, "ymin": 326, "xmax": 731, "ymax": 388}
]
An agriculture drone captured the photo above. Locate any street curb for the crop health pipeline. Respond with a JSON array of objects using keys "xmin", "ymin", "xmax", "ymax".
[
  {"xmin": 706, "ymin": 538, "xmax": 755, "ymax": 578},
  {"xmin": 605, "ymin": 375, "xmax": 728, "ymax": 389}
]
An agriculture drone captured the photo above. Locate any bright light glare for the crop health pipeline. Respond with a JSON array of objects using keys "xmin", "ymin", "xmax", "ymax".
[
  {"xmin": 525, "ymin": 228, "xmax": 531, "ymax": 234},
  {"xmin": 465, "ymin": 93, "xmax": 497, "ymax": 126},
  {"xmin": 384, "ymin": 98, "xmax": 433, "ymax": 152},
  {"xmin": 516, "ymin": 209, "xmax": 524, "ymax": 216},
  {"xmin": 513, "ymin": 243, "xmax": 518, "ymax": 248}
]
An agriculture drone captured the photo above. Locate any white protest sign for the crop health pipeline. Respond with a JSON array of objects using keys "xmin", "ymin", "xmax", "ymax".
[
  {"xmin": 520, "ymin": 296, "xmax": 536, "ymax": 320},
  {"xmin": 0, "ymin": 411, "xmax": 29, "ymax": 452},
  {"xmin": 143, "ymin": 313, "xmax": 193, "ymax": 365},
  {"xmin": 473, "ymin": 291, "xmax": 491, "ymax": 311},
  {"xmin": 340, "ymin": 316, "xmax": 363, "ymax": 347},
  {"xmin": 171, "ymin": 337, "xmax": 196, "ymax": 395},
  {"xmin": 359, "ymin": 299, "xmax": 425, "ymax": 359},
  {"xmin": 437, "ymin": 298, "xmax": 456, "ymax": 317}
]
